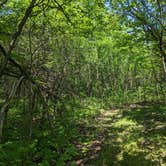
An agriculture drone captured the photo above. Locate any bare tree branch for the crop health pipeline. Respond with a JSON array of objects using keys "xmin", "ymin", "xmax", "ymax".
[
  {"xmin": 8, "ymin": 0, "xmax": 36, "ymax": 56},
  {"xmin": 0, "ymin": 0, "xmax": 37, "ymax": 77}
]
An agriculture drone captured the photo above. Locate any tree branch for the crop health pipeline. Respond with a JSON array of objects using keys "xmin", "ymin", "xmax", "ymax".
[
  {"xmin": 0, "ymin": 0, "xmax": 37, "ymax": 77},
  {"xmin": 53, "ymin": 0, "xmax": 72, "ymax": 24},
  {"xmin": 8, "ymin": 0, "xmax": 36, "ymax": 55}
]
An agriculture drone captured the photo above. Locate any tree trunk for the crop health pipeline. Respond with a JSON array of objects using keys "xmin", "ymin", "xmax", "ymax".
[
  {"xmin": 162, "ymin": 55, "xmax": 166, "ymax": 79},
  {"xmin": 0, "ymin": 77, "xmax": 24, "ymax": 142},
  {"xmin": 0, "ymin": 102, "xmax": 9, "ymax": 142}
]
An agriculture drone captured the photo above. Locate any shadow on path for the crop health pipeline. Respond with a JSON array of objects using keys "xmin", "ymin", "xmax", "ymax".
[{"xmin": 74, "ymin": 103, "xmax": 166, "ymax": 166}]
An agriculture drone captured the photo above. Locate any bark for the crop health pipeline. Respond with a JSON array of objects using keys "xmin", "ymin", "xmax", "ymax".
[
  {"xmin": 0, "ymin": 0, "xmax": 36, "ymax": 77},
  {"xmin": 8, "ymin": 0, "xmax": 36, "ymax": 56},
  {"xmin": 0, "ymin": 76, "xmax": 24, "ymax": 142},
  {"xmin": 0, "ymin": 102, "xmax": 9, "ymax": 142},
  {"xmin": 161, "ymin": 54, "xmax": 166, "ymax": 79}
]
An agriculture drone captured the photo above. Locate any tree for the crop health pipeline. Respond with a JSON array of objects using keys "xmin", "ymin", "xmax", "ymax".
[{"xmin": 111, "ymin": 0, "xmax": 166, "ymax": 78}]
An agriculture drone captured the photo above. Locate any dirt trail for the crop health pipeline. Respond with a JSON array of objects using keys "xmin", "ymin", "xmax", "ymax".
[
  {"xmin": 74, "ymin": 108, "xmax": 121, "ymax": 166},
  {"xmin": 73, "ymin": 104, "xmax": 166, "ymax": 166}
]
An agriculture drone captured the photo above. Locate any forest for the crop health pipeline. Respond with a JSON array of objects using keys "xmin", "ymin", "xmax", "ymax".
[{"xmin": 0, "ymin": 0, "xmax": 166, "ymax": 165}]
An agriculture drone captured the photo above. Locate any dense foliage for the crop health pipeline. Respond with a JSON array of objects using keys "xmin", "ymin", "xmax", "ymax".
[{"xmin": 0, "ymin": 0, "xmax": 165, "ymax": 165}]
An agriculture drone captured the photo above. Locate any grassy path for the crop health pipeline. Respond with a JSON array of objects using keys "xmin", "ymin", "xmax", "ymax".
[{"xmin": 73, "ymin": 104, "xmax": 166, "ymax": 166}]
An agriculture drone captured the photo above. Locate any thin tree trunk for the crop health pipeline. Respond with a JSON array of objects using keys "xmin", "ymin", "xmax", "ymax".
[
  {"xmin": 0, "ymin": 76, "xmax": 24, "ymax": 142},
  {"xmin": 162, "ymin": 55, "xmax": 166, "ymax": 79},
  {"xmin": 0, "ymin": 102, "xmax": 9, "ymax": 142}
]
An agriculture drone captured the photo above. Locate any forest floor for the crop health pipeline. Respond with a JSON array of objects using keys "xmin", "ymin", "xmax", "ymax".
[
  {"xmin": 72, "ymin": 103, "xmax": 166, "ymax": 166},
  {"xmin": 1, "ymin": 101, "xmax": 166, "ymax": 165}
]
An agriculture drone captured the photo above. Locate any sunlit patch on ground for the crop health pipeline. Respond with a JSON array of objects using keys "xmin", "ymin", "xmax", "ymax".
[{"xmin": 74, "ymin": 104, "xmax": 166, "ymax": 166}]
